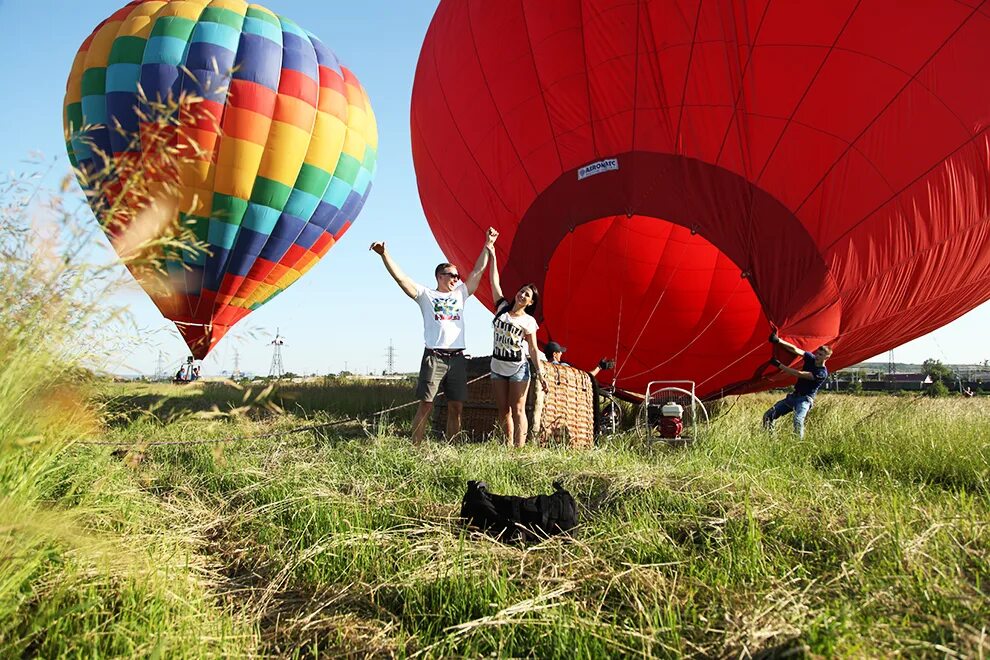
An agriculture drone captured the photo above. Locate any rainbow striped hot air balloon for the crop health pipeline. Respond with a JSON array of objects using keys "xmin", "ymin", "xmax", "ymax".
[{"xmin": 63, "ymin": 0, "xmax": 377, "ymax": 357}]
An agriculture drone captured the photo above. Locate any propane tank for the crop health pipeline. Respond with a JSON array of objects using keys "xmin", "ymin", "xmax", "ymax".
[{"xmin": 659, "ymin": 402, "xmax": 683, "ymax": 439}]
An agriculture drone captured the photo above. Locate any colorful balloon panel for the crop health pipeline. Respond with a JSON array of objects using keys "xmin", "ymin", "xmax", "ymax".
[
  {"xmin": 411, "ymin": 0, "xmax": 990, "ymax": 399},
  {"xmin": 64, "ymin": 0, "xmax": 377, "ymax": 358}
]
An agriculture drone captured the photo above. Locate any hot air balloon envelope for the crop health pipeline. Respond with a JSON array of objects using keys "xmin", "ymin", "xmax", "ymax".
[
  {"xmin": 65, "ymin": 0, "xmax": 378, "ymax": 357},
  {"xmin": 411, "ymin": 0, "xmax": 990, "ymax": 398}
]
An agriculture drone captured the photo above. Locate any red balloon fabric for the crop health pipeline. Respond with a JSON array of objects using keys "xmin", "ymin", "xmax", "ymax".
[{"xmin": 411, "ymin": 0, "xmax": 990, "ymax": 399}]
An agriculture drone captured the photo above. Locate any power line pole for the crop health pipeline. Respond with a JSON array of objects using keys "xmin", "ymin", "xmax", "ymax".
[
  {"xmin": 887, "ymin": 349, "xmax": 895, "ymax": 375},
  {"xmin": 268, "ymin": 329, "xmax": 285, "ymax": 378},
  {"xmin": 232, "ymin": 350, "xmax": 241, "ymax": 380},
  {"xmin": 385, "ymin": 339, "xmax": 396, "ymax": 374},
  {"xmin": 154, "ymin": 350, "xmax": 165, "ymax": 381}
]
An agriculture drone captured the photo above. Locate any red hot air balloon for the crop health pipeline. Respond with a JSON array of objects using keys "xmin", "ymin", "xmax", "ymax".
[
  {"xmin": 64, "ymin": 0, "xmax": 378, "ymax": 358},
  {"xmin": 411, "ymin": 0, "xmax": 990, "ymax": 399}
]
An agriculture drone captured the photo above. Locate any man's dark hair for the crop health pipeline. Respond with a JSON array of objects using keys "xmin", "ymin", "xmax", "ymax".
[{"xmin": 435, "ymin": 262, "xmax": 456, "ymax": 278}]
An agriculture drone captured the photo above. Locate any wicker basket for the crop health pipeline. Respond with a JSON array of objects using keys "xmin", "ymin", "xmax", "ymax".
[{"xmin": 432, "ymin": 356, "xmax": 597, "ymax": 447}]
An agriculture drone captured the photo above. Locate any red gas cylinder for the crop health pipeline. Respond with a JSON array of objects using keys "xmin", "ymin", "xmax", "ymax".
[{"xmin": 659, "ymin": 403, "xmax": 684, "ymax": 440}]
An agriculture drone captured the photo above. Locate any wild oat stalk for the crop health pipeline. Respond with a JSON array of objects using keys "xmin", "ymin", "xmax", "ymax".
[{"xmin": 0, "ymin": 89, "xmax": 250, "ymax": 655}]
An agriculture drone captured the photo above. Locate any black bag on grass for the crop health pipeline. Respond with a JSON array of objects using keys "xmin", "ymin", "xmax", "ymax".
[{"xmin": 460, "ymin": 480, "xmax": 578, "ymax": 542}]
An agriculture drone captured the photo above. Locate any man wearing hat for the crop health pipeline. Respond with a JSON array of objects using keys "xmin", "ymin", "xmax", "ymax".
[{"xmin": 543, "ymin": 341, "xmax": 612, "ymax": 377}]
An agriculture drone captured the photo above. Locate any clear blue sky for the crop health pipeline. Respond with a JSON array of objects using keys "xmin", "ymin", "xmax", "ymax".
[{"xmin": 1, "ymin": 1, "xmax": 988, "ymax": 377}]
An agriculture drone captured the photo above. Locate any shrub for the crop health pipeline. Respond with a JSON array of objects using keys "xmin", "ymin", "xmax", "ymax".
[{"xmin": 925, "ymin": 380, "xmax": 950, "ymax": 398}]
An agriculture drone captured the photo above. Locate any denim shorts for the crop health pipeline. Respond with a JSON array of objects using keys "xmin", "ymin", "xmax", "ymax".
[{"xmin": 490, "ymin": 359, "xmax": 531, "ymax": 383}]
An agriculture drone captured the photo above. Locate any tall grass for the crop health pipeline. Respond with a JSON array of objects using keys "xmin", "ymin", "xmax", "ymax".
[
  {"xmin": 89, "ymin": 382, "xmax": 990, "ymax": 657},
  {"xmin": 4, "ymin": 101, "xmax": 988, "ymax": 654},
  {"xmin": 5, "ymin": 173, "xmax": 988, "ymax": 656},
  {"xmin": 0, "ymin": 135, "xmax": 253, "ymax": 652}
]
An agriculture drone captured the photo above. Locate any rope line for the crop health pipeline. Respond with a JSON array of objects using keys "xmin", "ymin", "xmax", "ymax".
[
  {"xmin": 619, "ymin": 273, "xmax": 748, "ymax": 382},
  {"xmin": 609, "ymin": 218, "xmax": 627, "ymax": 390},
  {"xmin": 695, "ymin": 341, "xmax": 768, "ymax": 391},
  {"xmin": 613, "ymin": 222, "xmax": 697, "ymax": 381},
  {"xmin": 74, "ymin": 373, "xmax": 492, "ymax": 449},
  {"xmin": 73, "ymin": 417, "xmax": 362, "ymax": 448}
]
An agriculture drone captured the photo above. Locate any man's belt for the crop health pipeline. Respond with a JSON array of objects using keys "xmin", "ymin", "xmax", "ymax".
[{"xmin": 426, "ymin": 348, "xmax": 465, "ymax": 357}]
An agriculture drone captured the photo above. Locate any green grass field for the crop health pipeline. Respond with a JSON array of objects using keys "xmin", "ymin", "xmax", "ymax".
[
  {"xmin": 5, "ymin": 88, "xmax": 987, "ymax": 658},
  {"xmin": 3, "ymin": 375, "xmax": 988, "ymax": 658}
]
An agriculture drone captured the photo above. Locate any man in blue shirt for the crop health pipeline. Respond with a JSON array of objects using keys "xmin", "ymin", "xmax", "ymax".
[{"xmin": 762, "ymin": 331, "xmax": 832, "ymax": 439}]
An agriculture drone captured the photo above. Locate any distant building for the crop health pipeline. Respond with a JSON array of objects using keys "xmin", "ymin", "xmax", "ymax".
[{"xmin": 884, "ymin": 373, "xmax": 929, "ymax": 384}]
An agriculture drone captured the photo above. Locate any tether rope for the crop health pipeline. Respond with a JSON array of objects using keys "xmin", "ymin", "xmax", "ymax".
[
  {"xmin": 618, "ymin": 274, "xmax": 748, "ymax": 382},
  {"xmin": 695, "ymin": 341, "xmax": 769, "ymax": 392},
  {"xmin": 609, "ymin": 219, "xmax": 626, "ymax": 391},
  {"xmin": 613, "ymin": 222, "xmax": 696, "ymax": 382},
  {"xmin": 74, "ymin": 373, "xmax": 492, "ymax": 449}
]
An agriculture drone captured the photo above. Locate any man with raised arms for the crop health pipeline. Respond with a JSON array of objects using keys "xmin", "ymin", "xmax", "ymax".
[{"xmin": 371, "ymin": 228, "xmax": 497, "ymax": 444}]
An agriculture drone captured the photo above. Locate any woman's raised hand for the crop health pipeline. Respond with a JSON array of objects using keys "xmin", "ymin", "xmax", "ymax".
[{"xmin": 486, "ymin": 227, "xmax": 499, "ymax": 249}]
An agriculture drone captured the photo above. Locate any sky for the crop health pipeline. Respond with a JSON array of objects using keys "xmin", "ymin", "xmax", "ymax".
[{"xmin": 1, "ymin": 1, "xmax": 988, "ymax": 378}]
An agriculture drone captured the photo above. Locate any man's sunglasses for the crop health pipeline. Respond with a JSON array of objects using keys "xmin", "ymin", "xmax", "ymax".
[{"xmin": 441, "ymin": 272, "xmax": 460, "ymax": 280}]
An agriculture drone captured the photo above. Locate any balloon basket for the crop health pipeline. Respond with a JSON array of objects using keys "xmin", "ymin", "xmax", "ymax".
[{"xmin": 432, "ymin": 357, "xmax": 596, "ymax": 447}]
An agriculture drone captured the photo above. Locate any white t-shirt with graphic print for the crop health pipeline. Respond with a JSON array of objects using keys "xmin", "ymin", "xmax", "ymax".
[
  {"xmin": 490, "ymin": 302, "xmax": 539, "ymax": 376},
  {"xmin": 416, "ymin": 283, "xmax": 468, "ymax": 349}
]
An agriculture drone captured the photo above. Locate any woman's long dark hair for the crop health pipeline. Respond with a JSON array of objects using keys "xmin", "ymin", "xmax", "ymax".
[
  {"xmin": 492, "ymin": 283, "xmax": 540, "ymax": 321},
  {"xmin": 520, "ymin": 283, "xmax": 540, "ymax": 315}
]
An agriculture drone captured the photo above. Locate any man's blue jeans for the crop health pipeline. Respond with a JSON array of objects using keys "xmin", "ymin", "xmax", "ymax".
[{"xmin": 762, "ymin": 393, "xmax": 814, "ymax": 439}]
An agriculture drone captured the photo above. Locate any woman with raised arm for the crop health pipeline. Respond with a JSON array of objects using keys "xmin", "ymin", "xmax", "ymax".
[{"xmin": 486, "ymin": 228, "xmax": 548, "ymax": 448}]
